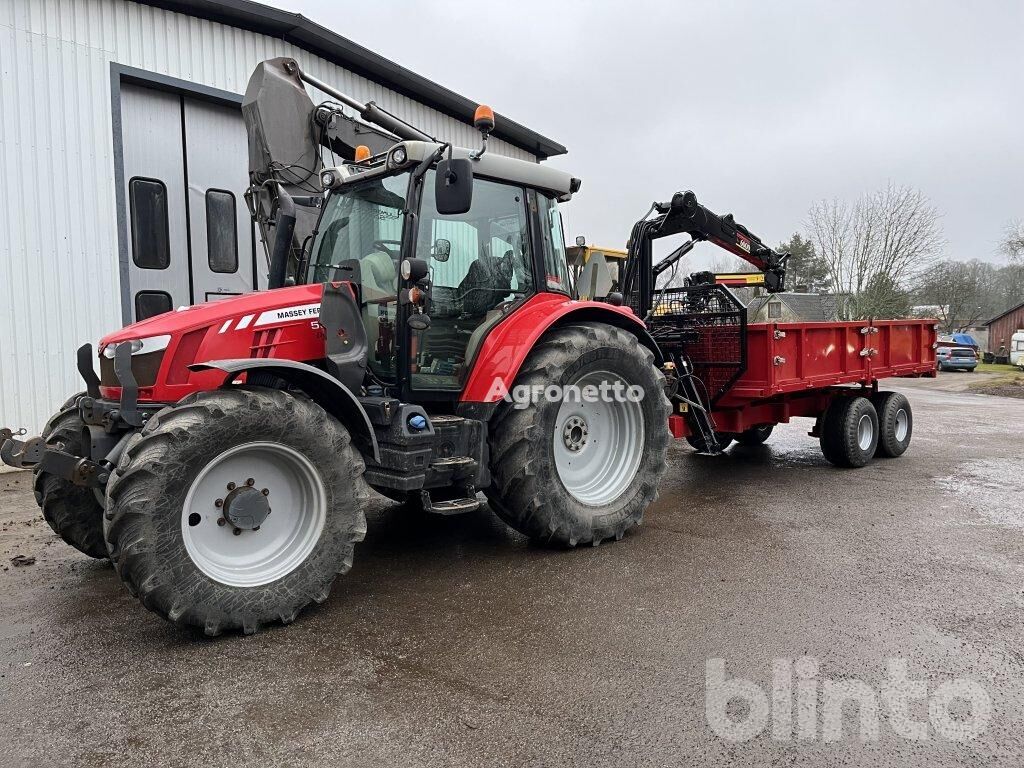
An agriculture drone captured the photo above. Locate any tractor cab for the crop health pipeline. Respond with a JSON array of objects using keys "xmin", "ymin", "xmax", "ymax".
[{"xmin": 303, "ymin": 139, "xmax": 583, "ymax": 399}]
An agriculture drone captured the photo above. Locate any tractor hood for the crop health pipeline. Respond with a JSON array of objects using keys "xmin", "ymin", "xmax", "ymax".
[
  {"xmin": 97, "ymin": 284, "xmax": 333, "ymax": 403},
  {"xmin": 102, "ymin": 284, "xmax": 325, "ymax": 344}
]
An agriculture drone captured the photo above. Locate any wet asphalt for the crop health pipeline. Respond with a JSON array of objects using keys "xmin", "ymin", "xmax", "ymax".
[{"xmin": 1, "ymin": 378, "xmax": 1022, "ymax": 767}]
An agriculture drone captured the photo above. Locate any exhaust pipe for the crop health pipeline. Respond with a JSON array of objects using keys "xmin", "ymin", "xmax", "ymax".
[{"xmin": 268, "ymin": 186, "xmax": 296, "ymax": 290}]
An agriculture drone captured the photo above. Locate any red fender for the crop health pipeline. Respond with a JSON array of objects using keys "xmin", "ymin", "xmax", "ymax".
[{"xmin": 459, "ymin": 293, "xmax": 660, "ymax": 403}]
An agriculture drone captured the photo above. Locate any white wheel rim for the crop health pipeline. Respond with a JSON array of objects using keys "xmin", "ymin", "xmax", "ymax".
[
  {"xmin": 552, "ymin": 370, "xmax": 645, "ymax": 506},
  {"xmin": 857, "ymin": 413, "xmax": 875, "ymax": 451},
  {"xmin": 894, "ymin": 408, "xmax": 909, "ymax": 442},
  {"xmin": 181, "ymin": 441, "xmax": 326, "ymax": 587}
]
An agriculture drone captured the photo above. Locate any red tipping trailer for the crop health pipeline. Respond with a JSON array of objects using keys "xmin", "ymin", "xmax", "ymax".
[
  {"xmin": 664, "ymin": 315, "xmax": 938, "ymax": 465},
  {"xmin": 620, "ymin": 190, "xmax": 939, "ymax": 466}
]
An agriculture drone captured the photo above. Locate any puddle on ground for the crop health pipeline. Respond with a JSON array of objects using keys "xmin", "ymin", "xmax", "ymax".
[{"xmin": 935, "ymin": 457, "xmax": 1024, "ymax": 527}]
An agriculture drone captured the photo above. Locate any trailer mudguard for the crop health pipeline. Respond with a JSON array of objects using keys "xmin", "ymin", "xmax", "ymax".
[
  {"xmin": 460, "ymin": 293, "xmax": 662, "ymax": 403},
  {"xmin": 190, "ymin": 359, "xmax": 379, "ymax": 462}
]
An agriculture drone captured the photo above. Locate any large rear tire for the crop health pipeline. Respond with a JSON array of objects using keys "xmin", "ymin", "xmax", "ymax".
[
  {"xmin": 871, "ymin": 391, "xmax": 913, "ymax": 458},
  {"xmin": 104, "ymin": 387, "xmax": 369, "ymax": 635},
  {"xmin": 33, "ymin": 395, "xmax": 108, "ymax": 559},
  {"xmin": 486, "ymin": 323, "xmax": 670, "ymax": 547},
  {"xmin": 819, "ymin": 396, "xmax": 878, "ymax": 468}
]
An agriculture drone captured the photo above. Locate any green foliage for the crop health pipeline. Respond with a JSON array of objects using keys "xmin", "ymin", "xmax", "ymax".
[
  {"xmin": 777, "ymin": 233, "xmax": 828, "ymax": 293},
  {"xmin": 854, "ymin": 273, "xmax": 912, "ymax": 319}
]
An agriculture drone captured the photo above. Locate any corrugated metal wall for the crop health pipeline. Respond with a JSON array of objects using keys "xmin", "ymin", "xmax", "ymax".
[{"xmin": 0, "ymin": 0, "xmax": 537, "ymax": 432}]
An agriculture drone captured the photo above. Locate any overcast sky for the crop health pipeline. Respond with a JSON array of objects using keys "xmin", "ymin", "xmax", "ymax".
[{"xmin": 283, "ymin": 0, "xmax": 1022, "ymax": 269}]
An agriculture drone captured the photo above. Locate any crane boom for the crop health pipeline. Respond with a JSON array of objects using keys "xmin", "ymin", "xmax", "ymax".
[{"xmin": 622, "ymin": 190, "xmax": 789, "ymax": 318}]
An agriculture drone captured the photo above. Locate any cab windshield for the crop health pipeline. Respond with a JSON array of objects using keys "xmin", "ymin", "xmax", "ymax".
[{"xmin": 307, "ymin": 171, "xmax": 410, "ymax": 299}]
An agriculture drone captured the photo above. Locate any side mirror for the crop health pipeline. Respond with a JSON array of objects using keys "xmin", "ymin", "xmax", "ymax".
[
  {"xmin": 435, "ymin": 158, "xmax": 473, "ymax": 215},
  {"xmin": 432, "ymin": 238, "xmax": 451, "ymax": 262}
]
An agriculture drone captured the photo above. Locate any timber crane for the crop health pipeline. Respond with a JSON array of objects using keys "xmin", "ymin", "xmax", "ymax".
[{"xmin": 621, "ymin": 189, "xmax": 790, "ymax": 318}]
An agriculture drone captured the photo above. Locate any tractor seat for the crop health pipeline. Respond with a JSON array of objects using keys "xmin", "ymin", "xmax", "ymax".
[{"xmin": 457, "ymin": 252, "xmax": 513, "ymax": 316}]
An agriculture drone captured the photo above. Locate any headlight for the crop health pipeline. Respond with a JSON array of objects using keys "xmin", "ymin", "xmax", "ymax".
[
  {"xmin": 389, "ymin": 146, "xmax": 408, "ymax": 167},
  {"xmin": 320, "ymin": 170, "xmax": 336, "ymax": 189},
  {"xmin": 102, "ymin": 335, "xmax": 171, "ymax": 358}
]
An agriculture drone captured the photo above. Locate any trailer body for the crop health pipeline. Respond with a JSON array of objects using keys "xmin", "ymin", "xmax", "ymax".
[{"xmin": 668, "ymin": 317, "xmax": 937, "ymax": 438}]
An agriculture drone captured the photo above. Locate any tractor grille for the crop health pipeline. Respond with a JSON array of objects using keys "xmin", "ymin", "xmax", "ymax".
[
  {"xmin": 99, "ymin": 349, "xmax": 165, "ymax": 388},
  {"xmin": 646, "ymin": 285, "xmax": 746, "ymax": 405}
]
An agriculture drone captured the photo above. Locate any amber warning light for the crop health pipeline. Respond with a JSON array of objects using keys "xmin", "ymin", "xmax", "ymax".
[{"xmin": 474, "ymin": 105, "xmax": 495, "ymax": 134}]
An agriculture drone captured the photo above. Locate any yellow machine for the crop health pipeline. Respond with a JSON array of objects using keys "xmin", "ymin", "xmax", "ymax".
[{"xmin": 566, "ymin": 242, "xmax": 628, "ymax": 290}]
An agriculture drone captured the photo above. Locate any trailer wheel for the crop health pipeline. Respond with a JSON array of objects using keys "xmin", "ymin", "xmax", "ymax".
[
  {"xmin": 32, "ymin": 398, "xmax": 108, "ymax": 559},
  {"xmin": 104, "ymin": 387, "xmax": 369, "ymax": 635},
  {"xmin": 735, "ymin": 424, "xmax": 774, "ymax": 446},
  {"xmin": 486, "ymin": 323, "xmax": 670, "ymax": 547},
  {"xmin": 871, "ymin": 391, "xmax": 913, "ymax": 458},
  {"xmin": 819, "ymin": 396, "xmax": 878, "ymax": 468}
]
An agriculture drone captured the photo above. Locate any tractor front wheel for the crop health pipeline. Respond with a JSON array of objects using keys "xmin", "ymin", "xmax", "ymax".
[
  {"xmin": 486, "ymin": 323, "xmax": 670, "ymax": 547},
  {"xmin": 104, "ymin": 387, "xmax": 369, "ymax": 635},
  {"xmin": 33, "ymin": 395, "xmax": 108, "ymax": 559}
]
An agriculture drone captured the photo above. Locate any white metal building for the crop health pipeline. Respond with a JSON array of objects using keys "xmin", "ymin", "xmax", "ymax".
[{"xmin": 0, "ymin": 0, "xmax": 565, "ymax": 432}]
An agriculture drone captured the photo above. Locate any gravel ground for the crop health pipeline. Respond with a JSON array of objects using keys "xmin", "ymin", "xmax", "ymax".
[{"xmin": 1, "ymin": 379, "xmax": 1022, "ymax": 767}]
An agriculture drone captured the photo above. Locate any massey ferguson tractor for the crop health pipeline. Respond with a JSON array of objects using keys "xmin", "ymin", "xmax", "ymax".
[{"xmin": 1, "ymin": 58, "xmax": 937, "ymax": 635}]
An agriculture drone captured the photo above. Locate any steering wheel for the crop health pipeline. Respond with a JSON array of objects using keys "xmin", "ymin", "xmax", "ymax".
[{"xmin": 372, "ymin": 239, "xmax": 403, "ymax": 258}]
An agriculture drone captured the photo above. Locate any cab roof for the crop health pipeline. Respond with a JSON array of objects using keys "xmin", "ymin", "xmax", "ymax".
[{"xmin": 336, "ymin": 141, "xmax": 581, "ymax": 201}]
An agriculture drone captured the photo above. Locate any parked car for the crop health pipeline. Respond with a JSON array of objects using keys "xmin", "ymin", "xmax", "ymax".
[
  {"xmin": 937, "ymin": 333, "xmax": 981, "ymax": 357},
  {"xmin": 936, "ymin": 346, "xmax": 978, "ymax": 372}
]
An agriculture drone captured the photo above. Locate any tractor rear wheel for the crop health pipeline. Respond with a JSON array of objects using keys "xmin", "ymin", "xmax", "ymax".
[
  {"xmin": 486, "ymin": 323, "xmax": 670, "ymax": 547},
  {"xmin": 104, "ymin": 387, "xmax": 369, "ymax": 635},
  {"xmin": 33, "ymin": 395, "xmax": 108, "ymax": 559}
]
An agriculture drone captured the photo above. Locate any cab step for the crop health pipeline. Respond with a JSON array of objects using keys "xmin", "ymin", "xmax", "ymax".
[{"xmin": 419, "ymin": 490, "xmax": 481, "ymax": 516}]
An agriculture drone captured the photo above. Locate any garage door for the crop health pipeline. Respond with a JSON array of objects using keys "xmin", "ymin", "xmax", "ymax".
[{"xmin": 119, "ymin": 83, "xmax": 263, "ymax": 321}]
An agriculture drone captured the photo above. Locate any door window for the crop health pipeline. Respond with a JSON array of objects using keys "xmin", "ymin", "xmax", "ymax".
[
  {"xmin": 129, "ymin": 177, "xmax": 170, "ymax": 270},
  {"xmin": 411, "ymin": 172, "xmax": 534, "ymax": 390},
  {"xmin": 135, "ymin": 290, "xmax": 173, "ymax": 320},
  {"xmin": 205, "ymin": 189, "xmax": 238, "ymax": 274}
]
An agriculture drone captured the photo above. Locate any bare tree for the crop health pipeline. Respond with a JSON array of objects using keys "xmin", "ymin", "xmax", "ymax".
[
  {"xmin": 805, "ymin": 184, "xmax": 943, "ymax": 319},
  {"xmin": 1002, "ymin": 221, "xmax": 1024, "ymax": 263},
  {"xmin": 915, "ymin": 260, "xmax": 988, "ymax": 330}
]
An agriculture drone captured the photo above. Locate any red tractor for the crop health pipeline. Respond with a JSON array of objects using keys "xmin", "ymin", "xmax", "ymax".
[{"xmin": 1, "ymin": 60, "xmax": 673, "ymax": 634}]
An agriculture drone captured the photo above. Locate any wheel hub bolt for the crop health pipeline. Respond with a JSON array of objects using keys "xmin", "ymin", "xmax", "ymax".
[
  {"xmin": 562, "ymin": 416, "xmax": 589, "ymax": 452},
  {"xmin": 227, "ymin": 482, "xmax": 236, "ymax": 491},
  {"xmin": 217, "ymin": 518, "xmax": 226, "ymax": 526},
  {"xmin": 261, "ymin": 488, "xmax": 270, "ymax": 496},
  {"xmin": 214, "ymin": 498, "xmax": 224, "ymax": 508},
  {"xmin": 246, "ymin": 478, "xmax": 255, "ymax": 486},
  {"xmin": 233, "ymin": 528, "xmax": 242, "ymax": 536}
]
